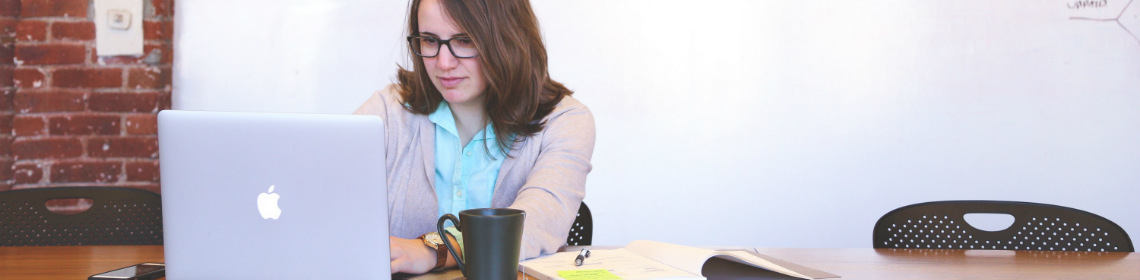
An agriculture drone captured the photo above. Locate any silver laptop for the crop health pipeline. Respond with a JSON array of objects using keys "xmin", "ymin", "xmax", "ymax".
[{"xmin": 158, "ymin": 110, "xmax": 391, "ymax": 279}]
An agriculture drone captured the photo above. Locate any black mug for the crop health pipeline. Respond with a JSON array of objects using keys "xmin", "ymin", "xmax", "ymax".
[{"xmin": 438, "ymin": 208, "xmax": 525, "ymax": 280}]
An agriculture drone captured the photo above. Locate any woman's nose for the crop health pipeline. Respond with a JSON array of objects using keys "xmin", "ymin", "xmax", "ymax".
[{"xmin": 434, "ymin": 45, "xmax": 459, "ymax": 69}]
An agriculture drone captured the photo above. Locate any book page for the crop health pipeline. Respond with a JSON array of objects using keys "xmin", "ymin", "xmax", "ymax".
[
  {"xmin": 715, "ymin": 251, "xmax": 810, "ymax": 279},
  {"xmin": 624, "ymin": 240, "xmax": 720, "ymax": 275},
  {"xmin": 520, "ymin": 248, "xmax": 701, "ymax": 280},
  {"xmin": 625, "ymin": 240, "xmax": 810, "ymax": 279}
]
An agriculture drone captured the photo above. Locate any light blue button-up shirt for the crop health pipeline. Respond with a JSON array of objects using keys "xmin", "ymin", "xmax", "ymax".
[{"xmin": 429, "ymin": 102, "xmax": 506, "ymax": 218}]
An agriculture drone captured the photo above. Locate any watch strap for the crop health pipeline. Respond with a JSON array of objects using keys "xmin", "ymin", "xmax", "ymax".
[{"xmin": 419, "ymin": 232, "xmax": 448, "ymax": 272}]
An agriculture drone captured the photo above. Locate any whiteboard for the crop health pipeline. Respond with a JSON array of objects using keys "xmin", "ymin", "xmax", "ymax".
[{"xmin": 174, "ymin": 0, "xmax": 1140, "ymax": 248}]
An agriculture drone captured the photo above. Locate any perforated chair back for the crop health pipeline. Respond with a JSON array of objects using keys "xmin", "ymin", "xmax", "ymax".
[
  {"xmin": 0, "ymin": 187, "xmax": 164, "ymax": 246},
  {"xmin": 567, "ymin": 202, "xmax": 593, "ymax": 246},
  {"xmin": 873, "ymin": 200, "xmax": 1133, "ymax": 252}
]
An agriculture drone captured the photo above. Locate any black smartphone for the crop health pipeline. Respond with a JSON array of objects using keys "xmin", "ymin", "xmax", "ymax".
[{"xmin": 88, "ymin": 262, "xmax": 165, "ymax": 280}]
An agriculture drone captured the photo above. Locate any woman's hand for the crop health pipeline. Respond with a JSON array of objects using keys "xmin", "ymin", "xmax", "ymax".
[{"xmin": 389, "ymin": 236, "xmax": 437, "ymax": 274}]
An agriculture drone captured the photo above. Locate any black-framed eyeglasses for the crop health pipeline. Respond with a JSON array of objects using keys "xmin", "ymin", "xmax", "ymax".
[{"xmin": 407, "ymin": 36, "xmax": 479, "ymax": 58}]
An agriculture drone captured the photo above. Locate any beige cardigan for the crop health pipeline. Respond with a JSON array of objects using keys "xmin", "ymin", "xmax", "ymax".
[{"xmin": 353, "ymin": 85, "xmax": 595, "ymax": 259}]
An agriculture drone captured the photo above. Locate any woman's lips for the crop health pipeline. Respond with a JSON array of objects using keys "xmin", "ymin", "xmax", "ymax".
[{"xmin": 439, "ymin": 77, "xmax": 465, "ymax": 88}]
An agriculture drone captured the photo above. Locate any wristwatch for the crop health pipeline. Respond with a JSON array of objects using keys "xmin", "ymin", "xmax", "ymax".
[{"xmin": 419, "ymin": 232, "xmax": 448, "ymax": 271}]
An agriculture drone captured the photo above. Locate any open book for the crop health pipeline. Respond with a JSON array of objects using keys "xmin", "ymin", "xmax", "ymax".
[{"xmin": 519, "ymin": 240, "xmax": 838, "ymax": 280}]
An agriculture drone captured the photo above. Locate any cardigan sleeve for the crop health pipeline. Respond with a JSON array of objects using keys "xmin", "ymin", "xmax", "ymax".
[
  {"xmin": 507, "ymin": 98, "xmax": 596, "ymax": 259},
  {"xmin": 352, "ymin": 85, "xmax": 436, "ymax": 239}
]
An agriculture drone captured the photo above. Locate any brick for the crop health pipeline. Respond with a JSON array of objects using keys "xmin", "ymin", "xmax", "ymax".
[
  {"xmin": 125, "ymin": 161, "xmax": 158, "ymax": 182},
  {"xmin": 0, "ymin": 16, "xmax": 13, "ymax": 60},
  {"xmin": 12, "ymin": 115, "xmax": 46, "ymax": 136},
  {"xmin": 0, "ymin": 44, "xmax": 13, "ymax": 65},
  {"xmin": 0, "ymin": 67, "xmax": 11, "ymax": 87},
  {"xmin": 14, "ymin": 43, "xmax": 86, "ymax": 65},
  {"xmin": 50, "ymin": 160, "xmax": 121, "ymax": 183},
  {"xmin": 0, "ymin": 112, "xmax": 10, "ymax": 133},
  {"xmin": 51, "ymin": 21, "xmax": 94, "ymax": 41},
  {"xmin": 148, "ymin": 43, "xmax": 172, "ymax": 64},
  {"xmin": 125, "ymin": 114, "xmax": 157, "ymax": 135},
  {"xmin": 13, "ymin": 90, "xmax": 86, "ymax": 113},
  {"xmin": 19, "ymin": 0, "xmax": 87, "ymax": 18},
  {"xmin": 11, "ymin": 137, "xmax": 83, "ymax": 160},
  {"xmin": 0, "ymin": 159, "xmax": 12, "ymax": 184},
  {"xmin": 49, "ymin": 114, "xmax": 121, "ymax": 135},
  {"xmin": 14, "ymin": 20, "xmax": 46, "ymax": 42},
  {"xmin": 0, "ymin": 114, "xmax": 11, "ymax": 135},
  {"xmin": 0, "ymin": 135, "xmax": 9, "ymax": 155},
  {"xmin": 89, "ymin": 92, "xmax": 169, "ymax": 113},
  {"xmin": 12, "ymin": 68, "xmax": 45, "ymax": 88},
  {"xmin": 52, "ymin": 68, "xmax": 122, "ymax": 88},
  {"xmin": 87, "ymin": 136, "xmax": 158, "ymax": 158},
  {"xmin": 150, "ymin": 0, "xmax": 172, "ymax": 18},
  {"xmin": 12, "ymin": 162, "xmax": 44, "ymax": 184},
  {"xmin": 0, "ymin": 18, "xmax": 15, "ymax": 34},
  {"xmin": 143, "ymin": 20, "xmax": 172, "ymax": 41},
  {"xmin": 0, "ymin": 0, "xmax": 20, "ymax": 17},
  {"xmin": 0, "ymin": 88, "xmax": 12, "ymax": 110},
  {"xmin": 127, "ymin": 67, "xmax": 168, "ymax": 89}
]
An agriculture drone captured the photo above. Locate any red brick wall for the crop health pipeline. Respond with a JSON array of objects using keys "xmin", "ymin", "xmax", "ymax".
[{"xmin": 2, "ymin": 0, "xmax": 173, "ymax": 194}]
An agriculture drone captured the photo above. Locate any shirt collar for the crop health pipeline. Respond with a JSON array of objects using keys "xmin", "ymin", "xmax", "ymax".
[{"xmin": 428, "ymin": 102, "xmax": 496, "ymax": 141}]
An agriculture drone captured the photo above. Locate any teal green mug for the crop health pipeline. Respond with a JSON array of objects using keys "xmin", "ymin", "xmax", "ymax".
[{"xmin": 437, "ymin": 208, "xmax": 525, "ymax": 280}]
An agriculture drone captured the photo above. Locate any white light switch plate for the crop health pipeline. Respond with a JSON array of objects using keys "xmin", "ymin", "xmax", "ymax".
[
  {"xmin": 107, "ymin": 9, "xmax": 132, "ymax": 30},
  {"xmin": 94, "ymin": 0, "xmax": 143, "ymax": 56}
]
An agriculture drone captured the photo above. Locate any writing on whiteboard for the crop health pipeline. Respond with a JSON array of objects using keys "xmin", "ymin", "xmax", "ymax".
[
  {"xmin": 1068, "ymin": 0, "xmax": 1109, "ymax": 9},
  {"xmin": 1068, "ymin": 0, "xmax": 1140, "ymax": 45}
]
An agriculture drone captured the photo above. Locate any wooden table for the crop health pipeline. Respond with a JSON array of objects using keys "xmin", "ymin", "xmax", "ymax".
[
  {"xmin": 0, "ymin": 245, "xmax": 1136, "ymax": 279},
  {"xmin": 0, "ymin": 245, "xmax": 164, "ymax": 279},
  {"xmin": 754, "ymin": 248, "xmax": 1138, "ymax": 279},
  {"xmin": 0, "ymin": 245, "xmax": 532, "ymax": 280}
]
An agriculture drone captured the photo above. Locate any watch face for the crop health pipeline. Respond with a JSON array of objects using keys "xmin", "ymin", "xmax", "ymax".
[{"xmin": 424, "ymin": 233, "xmax": 444, "ymax": 246}]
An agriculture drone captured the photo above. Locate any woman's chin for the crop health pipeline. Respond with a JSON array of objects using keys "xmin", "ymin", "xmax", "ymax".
[{"xmin": 441, "ymin": 90, "xmax": 481, "ymax": 105}]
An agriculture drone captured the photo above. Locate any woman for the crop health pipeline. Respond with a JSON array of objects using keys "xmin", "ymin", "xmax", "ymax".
[{"xmin": 353, "ymin": 0, "xmax": 595, "ymax": 274}]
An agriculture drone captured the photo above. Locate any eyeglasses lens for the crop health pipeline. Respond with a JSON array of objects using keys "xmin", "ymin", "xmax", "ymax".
[{"xmin": 411, "ymin": 37, "xmax": 477, "ymax": 58}]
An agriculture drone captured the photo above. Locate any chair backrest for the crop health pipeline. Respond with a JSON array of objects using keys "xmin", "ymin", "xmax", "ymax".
[
  {"xmin": 0, "ymin": 187, "xmax": 164, "ymax": 246},
  {"xmin": 873, "ymin": 200, "xmax": 1133, "ymax": 252},
  {"xmin": 567, "ymin": 201, "xmax": 593, "ymax": 246}
]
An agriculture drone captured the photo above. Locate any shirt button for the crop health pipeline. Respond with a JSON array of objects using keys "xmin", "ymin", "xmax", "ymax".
[
  {"xmin": 456, "ymin": 190, "xmax": 463, "ymax": 197},
  {"xmin": 466, "ymin": 151, "xmax": 472, "ymax": 156}
]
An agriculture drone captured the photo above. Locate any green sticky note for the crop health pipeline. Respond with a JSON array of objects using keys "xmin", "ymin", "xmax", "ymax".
[{"xmin": 557, "ymin": 269, "xmax": 622, "ymax": 280}]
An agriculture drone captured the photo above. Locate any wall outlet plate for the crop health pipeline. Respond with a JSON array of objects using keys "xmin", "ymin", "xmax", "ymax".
[
  {"xmin": 108, "ymin": 9, "xmax": 131, "ymax": 30},
  {"xmin": 94, "ymin": 0, "xmax": 143, "ymax": 56}
]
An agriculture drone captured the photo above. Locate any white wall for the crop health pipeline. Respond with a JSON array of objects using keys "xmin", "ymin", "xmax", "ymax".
[
  {"xmin": 173, "ymin": 0, "xmax": 406, "ymax": 113},
  {"xmin": 174, "ymin": 0, "xmax": 1140, "ymax": 248}
]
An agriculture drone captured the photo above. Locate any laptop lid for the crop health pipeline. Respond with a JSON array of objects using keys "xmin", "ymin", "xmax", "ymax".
[{"xmin": 157, "ymin": 110, "xmax": 390, "ymax": 279}]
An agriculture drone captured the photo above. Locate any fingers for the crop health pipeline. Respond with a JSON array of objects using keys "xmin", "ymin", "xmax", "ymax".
[
  {"xmin": 390, "ymin": 256, "xmax": 406, "ymax": 273},
  {"xmin": 389, "ymin": 236, "xmax": 409, "ymax": 273},
  {"xmin": 389, "ymin": 236, "xmax": 432, "ymax": 274},
  {"xmin": 389, "ymin": 236, "xmax": 405, "ymax": 260}
]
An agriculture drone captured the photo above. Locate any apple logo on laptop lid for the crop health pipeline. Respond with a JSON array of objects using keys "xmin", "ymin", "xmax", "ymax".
[{"xmin": 257, "ymin": 185, "xmax": 282, "ymax": 220}]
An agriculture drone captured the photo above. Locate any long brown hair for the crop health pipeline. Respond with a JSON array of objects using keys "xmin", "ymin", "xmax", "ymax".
[{"xmin": 397, "ymin": 0, "xmax": 572, "ymax": 154}]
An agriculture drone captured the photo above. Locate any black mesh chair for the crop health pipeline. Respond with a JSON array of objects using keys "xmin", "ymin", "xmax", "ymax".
[
  {"xmin": 566, "ymin": 202, "xmax": 593, "ymax": 246},
  {"xmin": 0, "ymin": 187, "xmax": 164, "ymax": 246},
  {"xmin": 873, "ymin": 200, "xmax": 1133, "ymax": 252}
]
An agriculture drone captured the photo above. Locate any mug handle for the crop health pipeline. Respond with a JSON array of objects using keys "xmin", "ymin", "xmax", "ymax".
[{"xmin": 437, "ymin": 214, "xmax": 465, "ymax": 274}]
